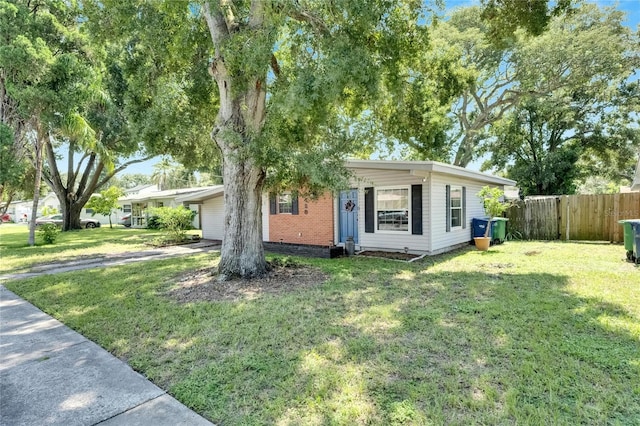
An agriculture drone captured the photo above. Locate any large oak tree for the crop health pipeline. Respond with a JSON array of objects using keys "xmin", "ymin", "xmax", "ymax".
[
  {"xmin": 90, "ymin": 1, "xmax": 434, "ymax": 279},
  {"xmin": 424, "ymin": 3, "xmax": 639, "ymax": 169}
]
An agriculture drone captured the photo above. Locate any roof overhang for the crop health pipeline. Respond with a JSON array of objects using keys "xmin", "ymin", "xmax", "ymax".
[
  {"xmin": 175, "ymin": 185, "xmax": 225, "ymax": 203},
  {"xmin": 346, "ymin": 160, "xmax": 516, "ymax": 187},
  {"xmin": 119, "ymin": 186, "xmax": 219, "ymax": 204}
]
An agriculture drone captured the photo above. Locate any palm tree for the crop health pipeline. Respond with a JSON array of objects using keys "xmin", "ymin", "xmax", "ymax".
[{"xmin": 151, "ymin": 157, "xmax": 175, "ymax": 191}]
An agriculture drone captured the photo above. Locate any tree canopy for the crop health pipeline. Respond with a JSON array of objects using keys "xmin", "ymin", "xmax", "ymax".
[
  {"xmin": 403, "ymin": 3, "xmax": 639, "ymax": 195},
  {"xmin": 1, "ymin": 0, "xmax": 90, "ymax": 242},
  {"xmin": 1, "ymin": 0, "xmax": 157, "ymax": 232},
  {"xmin": 481, "ymin": 4, "xmax": 640, "ymax": 195},
  {"xmin": 85, "ymin": 0, "xmax": 442, "ymax": 279}
]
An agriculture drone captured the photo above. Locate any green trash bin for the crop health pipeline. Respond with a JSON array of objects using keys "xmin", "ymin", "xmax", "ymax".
[
  {"xmin": 492, "ymin": 218, "xmax": 508, "ymax": 244},
  {"xmin": 618, "ymin": 220, "xmax": 640, "ymax": 262}
]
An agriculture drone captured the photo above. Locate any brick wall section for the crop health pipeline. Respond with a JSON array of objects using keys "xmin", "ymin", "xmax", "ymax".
[{"xmin": 268, "ymin": 193, "xmax": 334, "ymax": 246}]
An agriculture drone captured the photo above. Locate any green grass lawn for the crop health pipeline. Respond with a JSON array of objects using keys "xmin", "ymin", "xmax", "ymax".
[
  {"xmin": 0, "ymin": 224, "xmax": 199, "ymax": 273},
  {"xmin": 3, "ymin": 238, "xmax": 639, "ymax": 425}
]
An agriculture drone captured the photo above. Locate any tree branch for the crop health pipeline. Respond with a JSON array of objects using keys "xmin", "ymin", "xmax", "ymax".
[
  {"xmin": 67, "ymin": 141, "xmax": 75, "ymax": 188},
  {"xmin": 203, "ymin": 2, "xmax": 230, "ymax": 52},
  {"xmin": 76, "ymin": 153, "xmax": 96, "ymax": 197},
  {"xmin": 44, "ymin": 135, "xmax": 64, "ymax": 191},
  {"xmin": 288, "ymin": 3, "xmax": 329, "ymax": 35},
  {"xmin": 248, "ymin": 0, "xmax": 264, "ymax": 29},
  {"xmin": 77, "ymin": 160, "xmax": 104, "ymax": 207},
  {"xmin": 220, "ymin": 0, "xmax": 238, "ymax": 32},
  {"xmin": 270, "ymin": 54, "xmax": 281, "ymax": 79},
  {"xmin": 95, "ymin": 156, "xmax": 155, "ymax": 189}
]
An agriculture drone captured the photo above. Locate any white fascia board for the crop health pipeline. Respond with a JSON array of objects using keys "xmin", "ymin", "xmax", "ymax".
[
  {"xmin": 175, "ymin": 186, "xmax": 225, "ymax": 203},
  {"xmin": 346, "ymin": 159, "xmax": 516, "ymax": 187}
]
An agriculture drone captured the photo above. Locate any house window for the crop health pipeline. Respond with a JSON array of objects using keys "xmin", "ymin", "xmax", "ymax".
[
  {"xmin": 278, "ymin": 193, "xmax": 292, "ymax": 214},
  {"xmin": 450, "ymin": 186, "xmax": 462, "ymax": 228},
  {"xmin": 446, "ymin": 185, "xmax": 466, "ymax": 232},
  {"xmin": 85, "ymin": 208, "xmax": 94, "ymax": 215},
  {"xmin": 376, "ymin": 188, "xmax": 409, "ymax": 232},
  {"xmin": 269, "ymin": 193, "xmax": 299, "ymax": 215},
  {"xmin": 123, "ymin": 205, "xmax": 132, "ymax": 213}
]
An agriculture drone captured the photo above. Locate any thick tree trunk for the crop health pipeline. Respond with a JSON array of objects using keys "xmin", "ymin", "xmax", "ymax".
[
  {"xmin": 62, "ymin": 198, "xmax": 84, "ymax": 230},
  {"xmin": 217, "ymin": 154, "xmax": 267, "ymax": 280},
  {"xmin": 203, "ymin": 2, "xmax": 269, "ymax": 280}
]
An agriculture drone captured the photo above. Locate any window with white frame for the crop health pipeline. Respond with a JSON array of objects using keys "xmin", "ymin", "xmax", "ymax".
[
  {"xmin": 450, "ymin": 186, "xmax": 462, "ymax": 228},
  {"xmin": 278, "ymin": 193, "xmax": 292, "ymax": 214},
  {"xmin": 376, "ymin": 187, "xmax": 409, "ymax": 232}
]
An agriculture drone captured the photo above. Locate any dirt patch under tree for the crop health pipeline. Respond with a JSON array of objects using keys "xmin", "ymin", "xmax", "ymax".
[{"xmin": 165, "ymin": 259, "xmax": 327, "ymax": 303}]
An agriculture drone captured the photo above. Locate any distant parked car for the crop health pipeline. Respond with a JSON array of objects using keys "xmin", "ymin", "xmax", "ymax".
[
  {"xmin": 377, "ymin": 211, "xmax": 409, "ymax": 224},
  {"xmin": 35, "ymin": 214, "xmax": 101, "ymax": 229},
  {"xmin": 119, "ymin": 213, "xmax": 132, "ymax": 227},
  {"xmin": 1, "ymin": 213, "xmax": 12, "ymax": 223}
]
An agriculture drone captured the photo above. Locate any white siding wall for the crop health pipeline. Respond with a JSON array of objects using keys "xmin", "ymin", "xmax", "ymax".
[
  {"xmin": 201, "ymin": 196, "xmax": 225, "ymax": 240},
  {"xmin": 429, "ymin": 174, "xmax": 490, "ymax": 252},
  {"xmin": 350, "ymin": 168, "xmax": 430, "ymax": 253}
]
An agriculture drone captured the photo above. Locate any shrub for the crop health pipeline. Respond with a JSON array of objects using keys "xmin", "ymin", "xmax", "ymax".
[
  {"xmin": 150, "ymin": 206, "xmax": 195, "ymax": 242},
  {"xmin": 37, "ymin": 223, "xmax": 60, "ymax": 244},
  {"xmin": 146, "ymin": 215, "xmax": 162, "ymax": 229},
  {"xmin": 477, "ymin": 186, "xmax": 509, "ymax": 238},
  {"xmin": 41, "ymin": 206, "xmax": 59, "ymax": 216}
]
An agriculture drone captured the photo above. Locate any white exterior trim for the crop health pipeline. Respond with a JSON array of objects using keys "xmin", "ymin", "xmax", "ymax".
[{"xmin": 347, "ymin": 159, "xmax": 516, "ymax": 187}]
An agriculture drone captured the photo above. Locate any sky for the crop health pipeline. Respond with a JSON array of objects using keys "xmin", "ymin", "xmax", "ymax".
[{"xmin": 78, "ymin": 0, "xmax": 640, "ymax": 176}]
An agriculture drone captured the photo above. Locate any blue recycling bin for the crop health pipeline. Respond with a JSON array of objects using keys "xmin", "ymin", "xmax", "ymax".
[{"xmin": 472, "ymin": 217, "xmax": 495, "ymax": 241}]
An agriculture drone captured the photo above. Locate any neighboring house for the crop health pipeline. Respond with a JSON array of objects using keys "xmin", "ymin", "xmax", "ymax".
[
  {"xmin": 5, "ymin": 193, "xmax": 64, "ymax": 221},
  {"xmin": 631, "ymin": 155, "xmax": 640, "ymax": 192},
  {"xmin": 179, "ymin": 160, "xmax": 516, "ymax": 256},
  {"xmin": 123, "ymin": 184, "xmax": 157, "ymax": 196},
  {"xmin": 39, "ymin": 192, "xmax": 61, "ymax": 214},
  {"xmin": 4, "ymin": 192, "xmax": 113, "ymax": 224},
  {"xmin": 118, "ymin": 186, "xmax": 216, "ymax": 228},
  {"xmin": 3, "ymin": 199, "xmax": 34, "ymax": 222},
  {"xmin": 175, "ymin": 186, "xmax": 225, "ymax": 236}
]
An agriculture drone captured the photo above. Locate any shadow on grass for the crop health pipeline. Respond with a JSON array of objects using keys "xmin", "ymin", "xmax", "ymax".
[{"xmin": 5, "ymin": 255, "xmax": 639, "ymax": 425}]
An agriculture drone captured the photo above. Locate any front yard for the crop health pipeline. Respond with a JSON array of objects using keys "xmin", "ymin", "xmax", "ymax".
[
  {"xmin": 0, "ymin": 224, "xmax": 199, "ymax": 273},
  {"xmin": 2, "ymin": 226, "xmax": 639, "ymax": 424}
]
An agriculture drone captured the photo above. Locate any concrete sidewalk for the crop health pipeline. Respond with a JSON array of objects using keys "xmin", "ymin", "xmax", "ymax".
[{"xmin": 0, "ymin": 286, "xmax": 214, "ymax": 426}]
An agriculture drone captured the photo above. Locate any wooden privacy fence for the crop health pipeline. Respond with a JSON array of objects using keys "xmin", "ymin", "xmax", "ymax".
[{"xmin": 506, "ymin": 193, "xmax": 640, "ymax": 242}]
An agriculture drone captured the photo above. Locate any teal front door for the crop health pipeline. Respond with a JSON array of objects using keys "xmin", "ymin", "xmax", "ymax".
[{"xmin": 339, "ymin": 190, "xmax": 358, "ymax": 244}]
